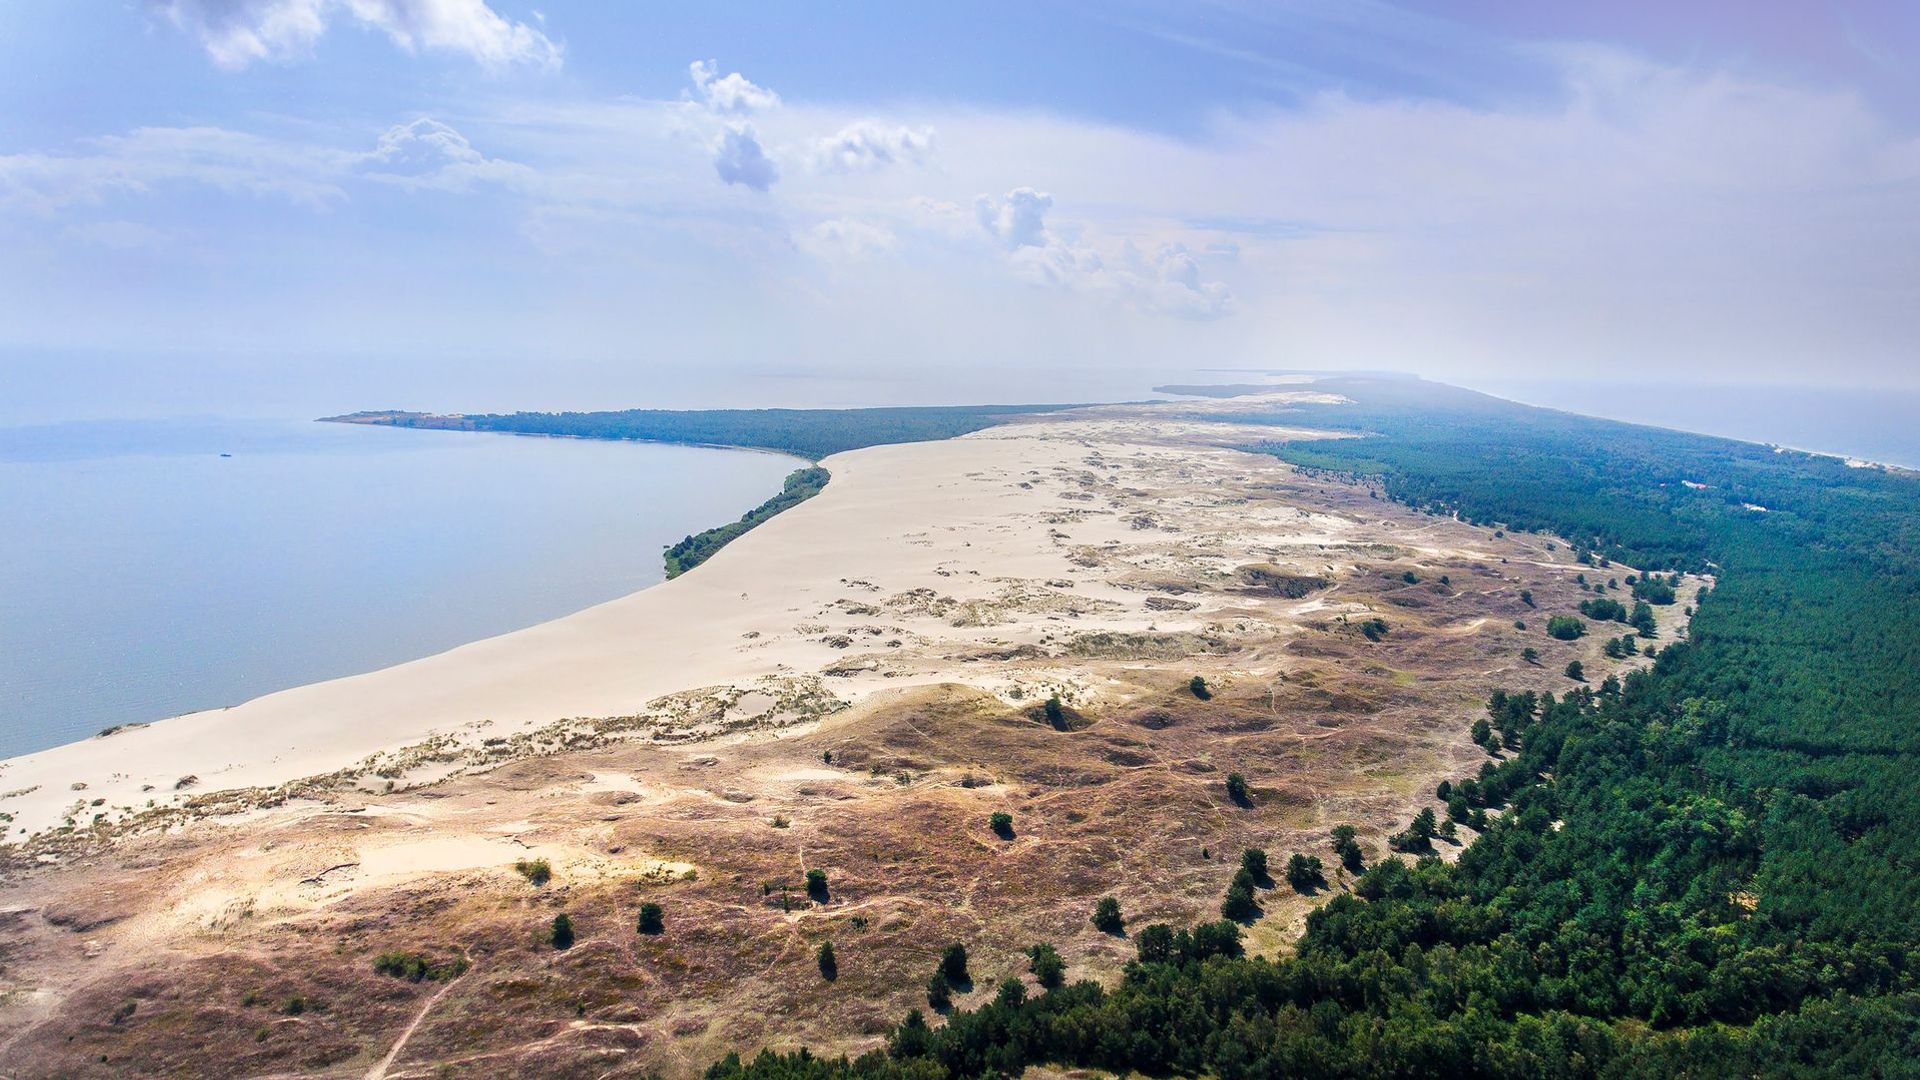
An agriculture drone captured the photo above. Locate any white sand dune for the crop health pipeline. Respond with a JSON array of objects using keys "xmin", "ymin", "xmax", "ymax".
[{"xmin": 4, "ymin": 407, "xmax": 1367, "ymax": 840}]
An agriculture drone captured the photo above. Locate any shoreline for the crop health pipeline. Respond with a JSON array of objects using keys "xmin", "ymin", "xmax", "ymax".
[{"xmin": 0, "ymin": 389, "xmax": 1704, "ymax": 846}]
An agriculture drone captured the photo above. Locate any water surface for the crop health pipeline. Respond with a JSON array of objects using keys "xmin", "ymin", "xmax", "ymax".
[{"xmin": 0, "ymin": 418, "xmax": 797, "ymax": 757}]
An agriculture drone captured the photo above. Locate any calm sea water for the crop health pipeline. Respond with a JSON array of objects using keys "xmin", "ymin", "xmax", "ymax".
[
  {"xmin": 1461, "ymin": 379, "xmax": 1920, "ymax": 469},
  {"xmin": 0, "ymin": 419, "xmax": 798, "ymax": 757}
]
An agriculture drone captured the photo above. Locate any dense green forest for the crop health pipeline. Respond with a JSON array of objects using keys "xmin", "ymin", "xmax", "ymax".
[
  {"xmin": 664, "ymin": 467, "xmax": 829, "ymax": 578},
  {"xmin": 706, "ymin": 378, "xmax": 1920, "ymax": 1078},
  {"xmin": 335, "ymin": 404, "xmax": 1073, "ymax": 461}
]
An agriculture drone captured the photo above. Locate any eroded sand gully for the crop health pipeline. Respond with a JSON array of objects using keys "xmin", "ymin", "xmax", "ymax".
[{"xmin": 0, "ymin": 400, "xmax": 1702, "ymax": 1077}]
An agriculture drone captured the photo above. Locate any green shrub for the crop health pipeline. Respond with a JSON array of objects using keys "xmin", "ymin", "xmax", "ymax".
[
  {"xmin": 1091, "ymin": 896, "xmax": 1124, "ymax": 934},
  {"xmin": 637, "ymin": 903, "xmax": 664, "ymax": 935},
  {"xmin": 513, "ymin": 858, "xmax": 551, "ymax": 886},
  {"xmin": 1224, "ymin": 772, "xmax": 1251, "ymax": 806},
  {"xmin": 550, "ymin": 913, "xmax": 574, "ymax": 950},
  {"xmin": 1027, "ymin": 943, "xmax": 1065, "ymax": 988},
  {"xmin": 1546, "ymin": 615, "xmax": 1586, "ymax": 640},
  {"xmin": 1285, "ymin": 853, "xmax": 1325, "ymax": 893},
  {"xmin": 1239, "ymin": 848, "xmax": 1267, "ymax": 882}
]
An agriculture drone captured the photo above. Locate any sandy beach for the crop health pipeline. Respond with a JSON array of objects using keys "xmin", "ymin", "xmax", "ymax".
[{"xmin": 0, "ymin": 401, "xmax": 1372, "ymax": 841}]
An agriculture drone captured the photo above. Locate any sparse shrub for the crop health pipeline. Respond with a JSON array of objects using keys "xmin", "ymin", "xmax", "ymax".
[
  {"xmin": 1285, "ymin": 853, "xmax": 1324, "ymax": 893},
  {"xmin": 1401, "ymin": 570, "xmax": 1419, "ymax": 584},
  {"xmin": 637, "ymin": 903, "xmax": 664, "ymax": 935},
  {"xmin": 514, "ymin": 858, "xmax": 552, "ymax": 887},
  {"xmin": 1546, "ymin": 615, "xmax": 1586, "ymax": 640},
  {"xmin": 1220, "ymin": 881, "xmax": 1258, "ymax": 921},
  {"xmin": 1388, "ymin": 808, "xmax": 1438, "ymax": 853},
  {"xmin": 1520, "ymin": 589, "xmax": 1535, "ymax": 607},
  {"xmin": 1331, "ymin": 824, "xmax": 1364, "ymax": 872},
  {"xmin": 550, "ymin": 913, "xmax": 574, "ymax": 950},
  {"xmin": 281, "ymin": 996, "xmax": 307, "ymax": 1016},
  {"xmin": 1091, "ymin": 896, "xmax": 1124, "ymax": 934},
  {"xmin": 1360, "ymin": 617, "xmax": 1390, "ymax": 641},
  {"xmin": 1225, "ymin": 772, "xmax": 1251, "ymax": 807},
  {"xmin": 372, "ymin": 951, "xmax": 464, "ymax": 982},
  {"xmin": 1188, "ymin": 675, "xmax": 1211, "ymax": 700},
  {"xmin": 1471, "ymin": 717, "xmax": 1496, "ymax": 751},
  {"xmin": 1043, "ymin": 695, "xmax": 1066, "ymax": 729},
  {"xmin": 989, "ymin": 811, "xmax": 1014, "ymax": 839},
  {"xmin": 941, "ymin": 942, "xmax": 970, "ymax": 983},
  {"xmin": 816, "ymin": 940, "xmax": 837, "ymax": 979},
  {"xmin": 1027, "ymin": 943, "xmax": 1064, "ymax": 988},
  {"xmin": 771, "ymin": 815, "xmax": 789, "ymax": 829},
  {"xmin": 1239, "ymin": 847, "xmax": 1267, "ymax": 883}
]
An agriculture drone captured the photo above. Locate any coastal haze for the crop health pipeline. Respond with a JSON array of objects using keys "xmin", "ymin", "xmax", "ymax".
[{"xmin": 3, "ymin": 4, "xmax": 1919, "ymax": 1079}]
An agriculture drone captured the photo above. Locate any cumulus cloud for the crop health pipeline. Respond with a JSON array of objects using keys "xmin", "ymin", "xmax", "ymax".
[
  {"xmin": 811, "ymin": 121, "xmax": 935, "ymax": 173},
  {"xmin": 971, "ymin": 187, "xmax": 1231, "ymax": 318},
  {"xmin": 154, "ymin": 0, "xmax": 562, "ymax": 70},
  {"xmin": 1136, "ymin": 244, "xmax": 1233, "ymax": 319},
  {"xmin": 688, "ymin": 59, "xmax": 780, "ymax": 115},
  {"xmin": 362, "ymin": 116, "xmax": 534, "ymax": 190},
  {"xmin": 974, "ymin": 187, "xmax": 1053, "ymax": 249},
  {"xmin": 712, "ymin": 125, "xmax": 777, "ymax": 191},
  {"xmin": 682, "ymin": 61, "xmax": 782, "ymax": 192}
]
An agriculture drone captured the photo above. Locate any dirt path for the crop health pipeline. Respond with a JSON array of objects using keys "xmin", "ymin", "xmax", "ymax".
[{"xmin": 366, "ymin": 960, "xmax": 469, "ymax": 1080}]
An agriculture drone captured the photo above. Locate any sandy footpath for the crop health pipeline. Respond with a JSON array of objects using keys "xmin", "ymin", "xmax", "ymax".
[{"xmin": 0, "ymin": 403, "xmax": 1367, "ymax": 840}]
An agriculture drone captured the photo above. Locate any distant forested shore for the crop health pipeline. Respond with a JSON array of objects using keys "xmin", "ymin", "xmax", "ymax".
[{"xmin": 321, "ymin": 403, "xmax": 1076, "ymax": 462}]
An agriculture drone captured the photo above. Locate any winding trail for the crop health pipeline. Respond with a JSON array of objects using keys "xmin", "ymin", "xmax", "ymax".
[{"xmin": 366, "ymin": 958, "xmax": 470, "ymax": 1080}]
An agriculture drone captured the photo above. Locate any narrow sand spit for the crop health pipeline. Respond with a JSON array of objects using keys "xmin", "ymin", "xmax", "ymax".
[{"xmin": 0, "ymin": 401, "xmax": 1452, "ymax": 839}]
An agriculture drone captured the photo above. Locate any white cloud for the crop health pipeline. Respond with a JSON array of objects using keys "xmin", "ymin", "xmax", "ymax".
[
  {"xmin": 362, "ymin": 117, "xmax": 536, "ymax": 191},
  {"xmin": 974, "ymin": 187, "xmax": 1053, "ymax": 249},
  {"xmin": 712, "ymin": 125, "xmax": 777, "ymax": 191},
  {"xmin": 970, "ymin": 187, "xmax": 1232, "ymax": 317},
  {"xmin": 811, "ymin": 121, "xmax": 935, "ymax": 173},
  {"xmin": 154, "ymin": 0, "xmax": 562, "ymax": 71},
  {"xmin": 0, "ymin": 117, "xmax": 532, "ymax": 213},
  {"xmin": 688, "ymin": 59, "xmax": 780, "ymax": 115},
  {"xmin": 682, "ymin": 61, "xmax": 783, "ymax": 192}
]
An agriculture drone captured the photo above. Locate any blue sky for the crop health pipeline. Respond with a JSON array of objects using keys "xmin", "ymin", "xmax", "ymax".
[{"xmin": 2, "ymin": 2, "xmax": 1917, "ymax": 416}]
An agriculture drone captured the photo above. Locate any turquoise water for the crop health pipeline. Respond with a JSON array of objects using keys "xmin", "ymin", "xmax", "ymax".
[{"xmin": 0, "ymin": 418, "xmax": 798, "ymax": 757}]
